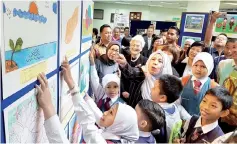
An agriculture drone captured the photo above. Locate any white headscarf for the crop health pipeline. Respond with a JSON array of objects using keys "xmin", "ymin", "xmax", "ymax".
[
  {"xmin": 185, "ymin": 39, "xmax": 195, "ymax": 45},
  {"xmin": 141, "ymin": 50, "xmax": 173, "ymax": 100},
  {"xmin": 104, "ymin": 103, "xmax": 139, "ymax": 142},
  {"xmin": 192, "ymin": 52, "xmax": 214, "ymax": 76},
  {"xmin": 102, "ymin": 74, "xmax": 120, "ymax": 88}
]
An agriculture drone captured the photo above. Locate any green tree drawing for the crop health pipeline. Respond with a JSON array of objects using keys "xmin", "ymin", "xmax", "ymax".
[{"xmin": 9, "ymin": 38, "xmax": 23, "ymax": 67}]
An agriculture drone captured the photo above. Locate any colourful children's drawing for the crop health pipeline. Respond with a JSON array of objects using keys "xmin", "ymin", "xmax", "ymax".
[
  {"xmin": 215, "ymin": 14, "xmax": 237, "ymax": 34},
  {"xmin": 184, "ymin": 14, "xmax": 205, "ymax": 33},
  {"xmin": 4, "ymin": 76, "xmax": 58, "ymax": 143},
  {"xmin": 60, "ymin": 2, "xmax": 81, "ymax": 62},
  {"xmin": 82, "ymin": 1, "xmax": 93, "ymax": 38},
  {"xmin": 1, "ymin": 1, "xmax": 58, "ymax": 99},
  {"xmin": 79, "ymin": 52, "xmax": 90, "ymax": 93}
]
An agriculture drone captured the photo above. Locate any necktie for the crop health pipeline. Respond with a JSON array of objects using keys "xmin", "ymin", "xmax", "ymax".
[
  {"xmin": 194, "ymin": 80, "xmax": 202, "ymax": 94},
  {"xmin": 104, "ymin": 97, "xmax": 111, "ymax": 111},
  {"xmin": 191, "ymin": 127, "xmax": 203, "ymax": 142}
]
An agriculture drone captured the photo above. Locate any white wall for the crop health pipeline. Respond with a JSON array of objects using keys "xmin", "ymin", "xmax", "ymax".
[{"xmin": 93, "ymin": 2, "xmax": 185, "ymax": 30}]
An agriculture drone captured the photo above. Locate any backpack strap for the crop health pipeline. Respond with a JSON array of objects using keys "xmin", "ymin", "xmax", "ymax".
[{"xmin": 181, "ymin": 75, "xmax": 191, "ymax": 86}]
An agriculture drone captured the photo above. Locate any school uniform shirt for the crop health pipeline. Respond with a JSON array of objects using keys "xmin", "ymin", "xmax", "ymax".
[
  {"xmin": 191, "ymin": 76, "xmax": 209, "ymax": 90},
  {"xmin": 159, "ymin": 103, "xmax": 191, "ymax": 142},
  {"xmin": 182, "ymin": 116, "xmax": 224, "ymax": 143},
  {"xmin": 136, "ymin": 131, "xmax": 155, "ymax": 143}
]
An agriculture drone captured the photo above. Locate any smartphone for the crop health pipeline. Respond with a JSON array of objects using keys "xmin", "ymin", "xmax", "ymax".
[{"xmin": 219, "ymin": 12, "xmax": 227, "ymax": 18}]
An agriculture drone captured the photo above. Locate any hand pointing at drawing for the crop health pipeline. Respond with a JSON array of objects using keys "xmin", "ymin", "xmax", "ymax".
[
  {"xmin": 61, "ymin": 57, "xmax": 75, "ymax": 90},
  {"xmin": 36, "ymin": 73, "xmax": 55, "ymax": 120}
]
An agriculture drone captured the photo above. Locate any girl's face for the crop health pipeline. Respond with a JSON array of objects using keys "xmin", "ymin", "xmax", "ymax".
[
  {"xmin": 99, "ymin": 104, "xmax": 119, "ymax": 127},
  {"xmin": 105, "ymin": 82, "xmax": 119, "ymax": 98},
  {"xmin": 189, "ymin": 46, "xmax": 202, "ymax": 60},
  {"xmin": 154, "ymin": 39, "xmax": 163, "ymax": 48},
  {"xmin": 107, "ymin": 45, "xmax": 120, "ymax": 60},
  {"xmin": 192, "ymin": 60, "xmax": 208, "ymax": 79},
  {"xmin": 148, "ymin": 54, "xmax": 164, "ymax": 75}
]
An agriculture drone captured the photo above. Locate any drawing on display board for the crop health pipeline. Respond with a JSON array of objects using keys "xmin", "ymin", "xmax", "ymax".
[
  {"xmin": 79, "ymin": 52, "xmax": 90, "ymax": 93},
  {"xmin": 60, "ymin": 1, "xmax": 81, "ymax": 62},
  {"xmin": 82, "ymin": 1, "xmax": 93, "ymax": 39},
  {"xmin": 4, "ymin": 75, "xmax": 58, "ymax": 143},
  {"xmin": 1, "ymin": 1, "xmax": 58, "ymax": 99},
  {"xmin": 69, "ymin": 114, "xmax": 82, "ymax": 143},
  {"xmin": 181, "ymin": 36, "xmax": 201, "ymax": 48},
  {"xmin": 60, "ymin": 60, "xmax": 80, "ymax": 128},
  {"xmin": 215, "ymin": 14, "xmax": 237, "ymax": 38},
  {"xmin": 184, "ymin": 14, "xmax": 205, "ymax": 33}
]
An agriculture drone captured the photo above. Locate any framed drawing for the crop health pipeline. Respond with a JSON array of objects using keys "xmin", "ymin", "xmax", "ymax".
[
  {"xmin": 93, "ymin": 9, "xmax": 103, "ymax": 20},
  {"xmin": 110, "ymin": 13, "xmax": 114, "ymax": 23}
]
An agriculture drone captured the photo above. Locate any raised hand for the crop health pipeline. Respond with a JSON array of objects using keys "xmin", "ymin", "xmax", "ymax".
[
  {"xmin": 89, "ymin": 46, "xmax": 96, "ymax": 65},
  {"xmin": 61, "ymin": 57, "xmax": 75, "ymax": 90},
  {"xmin": 36, "ymin": 73, "xmax": 55, "ymax": 120},
  {"xmin": 211, "ymin": 12, "xmax": 222, "ymax": 23},
  {"xmin": 115, "ymin": 54, "xmax": 127, "ymax": 67}
]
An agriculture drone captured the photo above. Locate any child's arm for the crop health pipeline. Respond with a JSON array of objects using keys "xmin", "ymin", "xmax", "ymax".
[
  {"xmin": 89, "ymin": 48, "xmax": 105, "ymax": 102},
  {"xmin": 177, "ymin": 104, "xmax": 191, "ymax": 121},
  {"xmin": 36, "ymin": 73, "xmax": 69, "ymax": 143},
  {"xmin": 62, "ymin": 58, "xmax": 107, "ymax": 144},
  {"xmin": 84, "ymin": 94, "xmax": 103, "ymax": 127}
]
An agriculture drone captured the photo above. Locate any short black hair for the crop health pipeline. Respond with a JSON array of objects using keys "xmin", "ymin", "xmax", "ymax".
[
  {"xmin": 159, "ymin": 74, "xmax": 183, "ymax": 103},
  {"xmin": 121, "ymin": 37, "xmax": 131, "ymax": 47},
  {"xmin": 151, "ymin": 36, "xmax": 163, "ymax": 47},
  {"xmin": 169, "ymin": 26, "xmax": 180, "ymax": 36},
  {"xmin": 137, "ymin": 100, "xmax": 165, "ymax": 131},
  {"xmin": 160, "ymin": 29, "xmax": 168, "ymax": 33},
  {"xmin": 100, "ymin": 24, "xmax": 111, "ymax": 33},
  {"xmin": 93, "ymin": 28, "xmax": 98, "ymax": 36},
  {"xmin": 217, "ymin": 33, "xmax": 228, "ymax": 39},
  {"xmin": 187, "ymin": 41, "xmax": 205, "ymax": 57},
  {"xmin": 124, "ymin": 27, "xmax": 129, "ymax": 31},
  {"xmin": 205, "ymin": 87, "xmax": 233, "ymax": 110},
  {"xmin": 227, "ymin": 38, "xmax": 237, "ymax": 44}
]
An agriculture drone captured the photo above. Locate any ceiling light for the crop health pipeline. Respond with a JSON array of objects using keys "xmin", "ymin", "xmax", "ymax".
[
  {"xmin": 224, "ymin": 3, "xmax": 237, "ymax": 5},
  {"xmin": 160, "ymin": 2, "xmax": 179, "ymax": 5},
  {"xmin": 115, "ymin": 2, "xmax": 131, "ymax": 4},
  {"xmin": 149, "ymin": 4, "xmax": 163, "ymax": 7}
]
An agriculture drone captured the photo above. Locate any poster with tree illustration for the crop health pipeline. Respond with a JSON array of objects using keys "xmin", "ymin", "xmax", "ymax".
[{"xmin": 1, "ymin": 1, "xmax": 58, "ymax": 99}]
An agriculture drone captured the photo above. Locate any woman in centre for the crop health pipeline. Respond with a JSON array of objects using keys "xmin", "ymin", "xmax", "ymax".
[{"xmin": 116, "ymin": 50, "xmax": 173, "ymax": 108}]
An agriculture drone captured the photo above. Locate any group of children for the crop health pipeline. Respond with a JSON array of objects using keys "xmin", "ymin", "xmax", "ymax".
[{"xmin": 31, "ymin": 20, "xmax": 237, "ymax": 142}]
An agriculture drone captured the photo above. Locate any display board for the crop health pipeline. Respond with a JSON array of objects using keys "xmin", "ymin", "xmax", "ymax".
[
  {"xmin": 178, "ymin": 12, "xmax": 210, "ymax": 48},
  {"xmin": 1, "ymin": 1, "xmax": 94, "ymax": 143}
]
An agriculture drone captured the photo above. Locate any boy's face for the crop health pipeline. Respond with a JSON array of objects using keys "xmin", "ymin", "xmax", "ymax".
[
  {"xmin": 192, "ymin": 60, "xmax": 208, "ymax": 79},
  {"xmin": 224, "ymin": 43, "xmax": 233, "ymax": 59},
  {"xmin": 105, "ymin": 82, "xmax": 119, "ymax": 98},
  {"xmin": 228, "ymin": 42, "xmax": 237, "ymax": 60},
  {"xmin": 135, "ymin": 105, "xmax": 149, "ymax": 131},
  {"xmin": 148, "ymin": 54, "xmax": 164, "ymax": 75},
  {"xmin": 99, "ymin": 104, "xmax": 118, "ymax": 127},
  {"xmin": 199, "ymin": 94, "xmax": 228, "ymax": 122},
  {"xmin": 151, "ymin": 80, "xmax": 162, "ymax": 103}
]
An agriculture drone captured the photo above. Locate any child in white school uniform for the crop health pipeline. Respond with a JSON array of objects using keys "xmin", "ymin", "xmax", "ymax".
[
  {"xmin": 181, "ymin": 52, "xmax": 218, "ymax": 116},
  {"xmin": 36, "ymin": 59, "xmax": 139, "ymax": 144},
  {"xmin": 90, "ymin": 47, "xmax": 125, "ymax": 112}
]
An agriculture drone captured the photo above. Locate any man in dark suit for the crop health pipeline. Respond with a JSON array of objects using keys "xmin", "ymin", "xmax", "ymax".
[{"xmin": 142, "ymin": 27, "xmax": 154, "ymax": 57}]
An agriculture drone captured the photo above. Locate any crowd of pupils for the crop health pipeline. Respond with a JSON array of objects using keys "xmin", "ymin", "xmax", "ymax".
[{"xmin": 35, "ymin": 12, "xmax": 236, "ymax": 143}]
